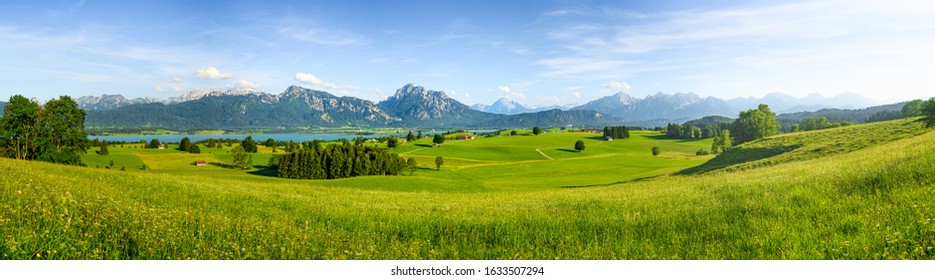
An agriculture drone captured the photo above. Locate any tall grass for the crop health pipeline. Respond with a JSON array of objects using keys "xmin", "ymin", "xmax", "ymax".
[{"xmin": 1, "ymin": 119, "xmax": 933, "ymax": 259}]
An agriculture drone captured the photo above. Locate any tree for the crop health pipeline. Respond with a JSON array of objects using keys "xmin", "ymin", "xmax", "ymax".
[
  {"xmin": 231, "ymin": 145, "xmax": 252, "ymax": 169},
  {"xmin": 417, "ymin": 130, "xmax": 423, "ymax": 138},
  {"xmin": 922, "ymin": 98, "xmax": 935, "ymax": 127},
  {"xmin": 902, "ymin": 99, "xmax": 924, "ymax": 117},
  {"xmin": 730, "ymin": 104, "xmax": 779, "ymax": 145},
  {"xmin": 432, "ymin": 134, "xmax": 445, "ymax": 145},
  {"xmin": 188, "ymin": 144, "xmax": 201, "ymax": 154},
  {"xmin": 387, "ymin": 137, "xmax": 399, "ymax": 148},
  {"xmin": 241, "ymin": 136, "xmax": 258, "ymax": 153},
  {"xmin": 355, "ymin": 136, "xmax": 366, "ymax": 146},
  {"xmin": 0, "ymin": 95, "xmax": 41, "ymax": 160},
  {"xmin": 406, "ymin": 158, "xmax": 417, "ymax": 175},
  {"xmin": 790, "ymin": 124, "xmax": 799, "ymax": 133},
  {"xmin": 652, "ymin": 146, "xmax": 661, "ymax": 156},
  {"xmin": 109, "ymin": 159, "xmax": 114, "ymax": 167},
  {"xmin": 711, "ymin": 129, "xmax": 731, "ymax": 154},
  {"xmin": 574, "ymin": 140, "xmax": 585, "ymax": 152},
  {"xmin": 178, "ymin": 137, "xmax": 192, "ymax": 152},
  {"xmin": 97, "ymin": 140, "xmax": 110, "ymax": 155},
  {"xmin": 406, "ymin": 131, "xmax": 415, "ymax": 141},
  {"xmin": 532, "ymin": 127, "xmax": 542, "ymax": 135},
  {"xmin": 799, "ymin": 116, "xmax": 831, "ymax": 131},
  {"xmin": 510, "ymin": 130, "xmax": 518, "ymax": 136},
  {"xmin": 149, "ymin": 139, "xmax": 161, "ymax": 149},
  {"xmin": 435, "ymin": 156, "xmax": 444, "ymax": 171},
  {"xmin": 264, "ymin": 138, "xmax": 276, "ymax": 147},
  {"xmin": 36, "ymin": 96, "xmax": 87, "ymax": 164}
]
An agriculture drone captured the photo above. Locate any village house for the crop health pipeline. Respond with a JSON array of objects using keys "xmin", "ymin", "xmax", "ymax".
[{"xmin": 194, "ymin": 160, "xmax": 207, "ymax": 166}]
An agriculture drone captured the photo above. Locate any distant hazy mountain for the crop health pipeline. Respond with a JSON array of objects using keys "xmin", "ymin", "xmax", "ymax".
[
  {"xmin": 573, "ymin": 92, "xmax": 640, "ymax": 114},
  {"xmin": 725, "ymin": 92, "xmax": 879, "ymax": 113},
  {"xmin": 471, "ymin": 97, "xmax": 533, "ymax": 114},
  {"xmin": 0, "ymin": 101, "xmax": 5, "ymax": 112},
  {"xmin": 377, "ymin": 83, "xmax": 497, "ymax": 126},
  {"xmin": 572, "ymin": 90, "xmax": 884, "ymax": 123},
  {"xmin": 472, "ymin": 109, "xmax": 621, "ymax": 128}
]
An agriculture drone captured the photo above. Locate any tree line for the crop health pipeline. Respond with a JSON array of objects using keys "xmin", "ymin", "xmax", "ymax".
[
  {"xmin": 602, "ymin": 126, "xmax": 630, "ymax": 139},
  {"xmin": 0, "ymin": 95, "xmax": 88, "ymax": 165},
  {"xmin": 273, "ymin": 142, "xmax": 408, "ymax": 179}
]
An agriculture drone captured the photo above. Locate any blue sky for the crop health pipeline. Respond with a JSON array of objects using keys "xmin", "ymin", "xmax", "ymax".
[{"xmin": 2, "ymin": 0, "xmax": 934, "ymax": 106}]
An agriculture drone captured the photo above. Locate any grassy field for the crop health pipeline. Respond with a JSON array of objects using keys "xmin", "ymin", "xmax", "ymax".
[{"xmin": 1, "ymin": 118, "xmax": 933, "ymax": 259}]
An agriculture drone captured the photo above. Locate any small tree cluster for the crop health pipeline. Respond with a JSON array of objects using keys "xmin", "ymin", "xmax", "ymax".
[
  {"xmin": 0, "ymin": 95, "xmax": 88, "ymax": 165},
  {"xmin": 241, "ymin": 136, "xmax": 258, "ymax": 153},
  {"xmin": 177, "ymin": 137, "xmax": 201, "ymax": 154},
  {"xmin": 922, "ymin": 98, "xmax": 935, "ymax": 127},
  {"xmin": 602, "ymin": 126, "xmax": 630, "ymax": 139},
  {"xmin": 97, "ymin": 140, "xmax": 110, "ymax": 155},
  {"xmin": 276, "ymin": 142, "xmax": 407, "ymax": 179},
  {"xmin": 730, "ymin": 104, "xmax": 779, "ymax": 145},
  {"xmin": 711, "ymin": 129, "xmax": 731, "ymax": 154}
]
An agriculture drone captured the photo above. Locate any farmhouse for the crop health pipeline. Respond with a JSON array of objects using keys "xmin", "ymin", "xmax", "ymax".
[
  {"xmin": 455, "ymin": 134, "xmax": 476, "ymax": 140},
  {"xmin": 157, "ymin": 145, "xmax": 166, "ymax": 149},
  {"xmin": 194, "ymin": 160, "xmax": 207, "ymax": 166}
]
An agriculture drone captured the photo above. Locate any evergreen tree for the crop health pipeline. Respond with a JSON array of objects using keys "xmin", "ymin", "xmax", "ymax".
[
  {"xmin": 178, "ymin": 137, "xmax": 192, "ymax": 152},
  {"xmin": 435, "ymin": 156, "xmax": 444, "ymax": 171},
  {"xmin": 406, "ymin": 131, "xmax": 415, "ymax": 141},
  {"xmin": 417, "ymin": 130, "xmax": 423, "ymax": 138},
  {"xmin": 97, "ymin": 140, "xmax": 110, "ymax": 155},
  {"xmin": 241, "ymin": 136, "xmax": 258, "ymax": 153},
  {"xmin": 406, "ymin": 158, "xmax": 417, "ymax": 175}
]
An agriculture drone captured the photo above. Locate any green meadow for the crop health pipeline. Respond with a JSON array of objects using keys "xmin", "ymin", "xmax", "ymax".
[{"xmin": 1, "ymin": 118, "xmax": 933, "ymax": 259}]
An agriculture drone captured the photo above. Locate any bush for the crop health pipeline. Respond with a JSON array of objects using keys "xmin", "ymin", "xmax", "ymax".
[
  {"xmin": 696, "ymin": 149, "xmax": 710, "ymax": 156},
  {"xmin": 652, "ymin": 146, "xmax": 662, "ymax": 156}
]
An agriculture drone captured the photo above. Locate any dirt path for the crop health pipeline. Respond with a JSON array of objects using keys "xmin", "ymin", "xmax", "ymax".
[
  {"xmin": 399, "ymin": 147, "xmax": 428, "ymax": 155},
  {"xmin": 535, "ymin": 149, "xmax": 553, "ymax": 160}
]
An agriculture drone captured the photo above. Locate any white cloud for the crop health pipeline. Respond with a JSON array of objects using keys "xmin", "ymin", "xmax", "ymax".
[
  {"xmin": 463, "ymin": 92, "xmax": 471, "ymax": 98},
  {"xmin": 194, "ymin": 67, "xmax": 233, "ymax": 79},
  {"xmin": 573, "ymin": 91, "xmax": 581, "ymax": 98},
  {"xmin": 605, "ymin": 81, "xmax": 631, "ymax": 91},
  {"xmin": 237, "ymin": 79, "xmax": 259, "ymax": 89},
  {"xmin": 153, "ymin": 85, "xmax": 165, "ymax": 92},
  {"xmin": 294, "ymin": 72, "xmax": 337, "ymax": 89},
  {"xmin": 496, "ymin": 85, "xmax": 526, "ymax": 100}
]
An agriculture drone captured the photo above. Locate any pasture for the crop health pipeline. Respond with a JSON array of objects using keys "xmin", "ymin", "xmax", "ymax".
[{"xmin": 1, "ymin": 119, "xmax": 933, "ymax": 259}]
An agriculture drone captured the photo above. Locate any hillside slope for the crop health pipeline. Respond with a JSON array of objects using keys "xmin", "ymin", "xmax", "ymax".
[{"xmin": 1, "ymin": 118, "xmax": 933, "ymax": 259}]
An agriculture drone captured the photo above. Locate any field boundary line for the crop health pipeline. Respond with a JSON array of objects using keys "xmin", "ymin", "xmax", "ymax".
[{"xmin": 399, "ymin": 147, "xmax": 428, "ymax": 155}]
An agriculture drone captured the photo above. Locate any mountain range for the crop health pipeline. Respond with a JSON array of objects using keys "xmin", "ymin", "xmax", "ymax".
[
  {"xmin": 27, "ymin": 83, "xmax": 907, "ymax": 131},
  {"xmin": 470, "ymin": 97, "xmax": 577, "ymax": 115}
]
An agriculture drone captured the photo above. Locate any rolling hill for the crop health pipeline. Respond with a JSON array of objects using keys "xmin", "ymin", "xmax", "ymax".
[{"xmin": 1, "ymin": 117, "xmax": 932, "ymax": 259}]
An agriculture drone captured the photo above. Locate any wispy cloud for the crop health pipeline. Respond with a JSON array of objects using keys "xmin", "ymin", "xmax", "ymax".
[
  {"xmin": 605, "ymin": 81, "xmax": 631, "ymax": 91},
  {"xmin": 295, "ymin": 72, "xmax": 337, "ymax": 89},
  {"xmin": 497, "ymin": 85, "xmax": 527, "ymax": 100},
  {"xmin": 237, "ymin": 79, "xmax": 259, "ymax": 90}
]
